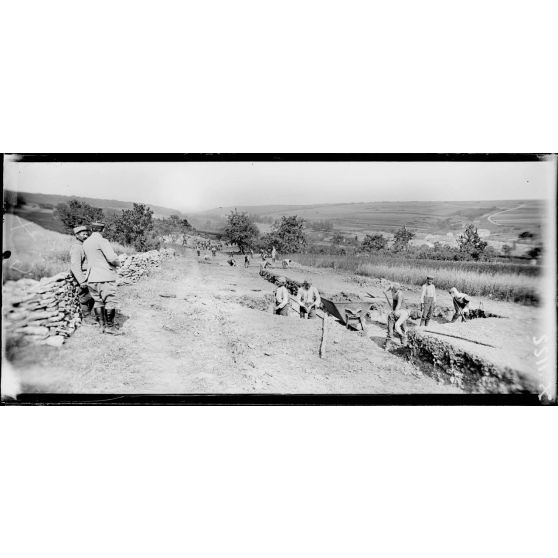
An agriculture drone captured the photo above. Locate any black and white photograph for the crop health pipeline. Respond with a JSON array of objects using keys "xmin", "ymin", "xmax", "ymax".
[
  {"xmin": 2, "ymin": 2, "xmax": 558, "ymax": 558},
  {"xmin": 2, "ymin": 154, "xmax": 556, "ymax": 403}
]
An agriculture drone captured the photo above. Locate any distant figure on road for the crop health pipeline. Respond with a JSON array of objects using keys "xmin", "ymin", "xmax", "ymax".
[
  {"xmin": 297, "ymin": 279, "xmax": 321, "ymax": 319},
  {"xmin": 228, "ymin": 255, "xmax": 237, "ymax": 266},
  {"xmin": 271, "ymin": 246, "xmax": 277, "ymax": 263},
  {"xmin": 449, "ymin": 287, "xmax": 470, "ymax": 322},
  {"xmin": 244, "ymin": 254, "xmax": 250, "ymax": 268},
  {"xmin": 420, "ymin": 275, "xmax": 436, "ymax": 327},
  {"xmin": 274, "ymin": 276, "xmax": 290, "ymax": 316},
  {"xmin": 69, "ymin": 225, "xmax": 95, "ymax": 325},
  {"xmin": 212, "ymin": 247, "xmax": 216, "ymax": 257},
  {"xmin": 282, "ymin": 258, "xmax": 292, "ymax": 269},
  {"xmin": 83, "ymin": 222, "xmax": 122, "ymax": 335}
]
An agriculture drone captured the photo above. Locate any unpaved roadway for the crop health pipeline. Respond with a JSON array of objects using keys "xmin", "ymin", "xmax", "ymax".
[{"xmin": 10, "ymin": 251, "xmax": 461, "ymax": 394}]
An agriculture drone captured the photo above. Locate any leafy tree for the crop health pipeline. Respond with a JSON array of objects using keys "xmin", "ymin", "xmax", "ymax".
[
  {"xmin": 55, "ymin": 199, "xmax": 104, "ymax": 232},
  {"xmin": 153, "ymin": 214, "xmax": 192, "ymax": 237},
  {"xmin": 266, "ymin": 216, "xmax": 307, "ymax": 253},
  {"xmin": 392, "ymin": 225, "xmax": 415, "ymax": 251},
  {"xmin": 222, "ymin": 210, "xmax": 259, "ymax": 253},
  {"xmin": 105, "ymin": 203, "xmax": 157, "ymax": 251},
  {"xmin": 518, "ymin": 231, "xmax": 534, "ymax": 240},
  {"xmin": 361, "ymin": 233, "xmax": 387, "ymax": 252},
  {"xmin": 332, "ymin": 232, "xmax": 345, "ymax": 245},
  {"xmin": 457, "ymin": 224, "xmax": 488, "ymax": 260},
  {"xmin": 527, "ymin": 245, "xmax": 542, "ymax": 260}
]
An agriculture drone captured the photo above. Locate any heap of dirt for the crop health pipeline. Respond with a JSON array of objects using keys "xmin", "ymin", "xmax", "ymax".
[
  {"xmin": 406, "ymin": 329, "xmax": 536, "ymax": 393},
  {"xmin": 259, "ymin": 269, "xmax": 302, "ymax": 295},
  {"xmin": 327, "ymin": 292, "xmax": 364, "ymax": 303},
  {"xmin": 236, "ymin": 294, "xmax": 274, "ymax": 312}
]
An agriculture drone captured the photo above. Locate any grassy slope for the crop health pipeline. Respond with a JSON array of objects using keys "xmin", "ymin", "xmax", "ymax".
[
  {"xmin": 6, "ymin": 190, "xmax": 185, "ymax": 218},
  {"xmin": 2, "ymin": 214, "xmax": 133, "ymax": 282}
]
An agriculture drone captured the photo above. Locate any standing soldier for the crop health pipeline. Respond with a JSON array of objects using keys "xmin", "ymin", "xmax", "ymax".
[
  {"xmin": 271, "ymin": 245, "xmax": 277, "ymax": 264},
  {"xmin": 69, "ymin": 225, "xmax": 95, "ymax": 325},
  {"xmin": 420, "ymin": 275, "xmax": 436, "ymax": 327},
  {"xmin": 83, "ymin": 222, "xmax": 122, "ymax": 335}
]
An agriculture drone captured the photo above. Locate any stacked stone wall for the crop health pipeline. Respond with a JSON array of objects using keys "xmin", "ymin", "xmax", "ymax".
[{"xmin": 3, "ymin": 248, "xmax": 175, "ymax": 347}]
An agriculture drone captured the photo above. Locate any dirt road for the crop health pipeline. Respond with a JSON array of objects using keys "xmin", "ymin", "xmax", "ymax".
[{"xmin": 10, "ymin": 252, "xmax": 460, "ymax": 394}]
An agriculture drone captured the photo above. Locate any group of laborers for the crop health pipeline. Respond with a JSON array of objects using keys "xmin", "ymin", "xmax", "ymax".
[
  {"xmin": 383, "ymin": 276, "xmax": 471, "ymax": 348},
  {"xmin": 271, "ymin": 271, "xmax": 472, "ymax": 349},
  {"xmin": 273, "ymin": 276, "xmax": 321, "ymax": 319},
  {"xmin": 70, "ymin": 222, "xmax": 122, "ymax": 335}
]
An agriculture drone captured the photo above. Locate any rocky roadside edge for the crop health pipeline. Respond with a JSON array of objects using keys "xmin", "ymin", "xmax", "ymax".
[{"xmin": 3, "ymin": 248, "xmax": 176, "ymax": 348}]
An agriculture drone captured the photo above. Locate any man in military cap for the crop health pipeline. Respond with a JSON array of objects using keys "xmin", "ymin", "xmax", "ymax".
[
  {"xmin": 83, "ymin": 222, "xmax": 122, "ymax": 334},
  {"xmin": 69, "ymin": 225, "xmax": 95, "ymax": 325}
]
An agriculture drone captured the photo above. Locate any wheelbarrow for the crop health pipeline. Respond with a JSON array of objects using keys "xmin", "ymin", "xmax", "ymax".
[{"xmin": 321, "ymin": 297, "xmax": 374, "ymax": 329}]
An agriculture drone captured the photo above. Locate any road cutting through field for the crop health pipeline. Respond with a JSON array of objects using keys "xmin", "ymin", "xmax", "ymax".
[{"xmin": 10, "ymin": 251, "xmax": 462, "ymax": 394}]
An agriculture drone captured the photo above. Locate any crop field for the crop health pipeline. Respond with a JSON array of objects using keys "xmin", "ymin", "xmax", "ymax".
[
  {"xmin": 290, "ymin": 253, "xmax": 541, "ymax": 305},
  {"xmin": 197, "ymin": 199, "xmax": 544, "ymax": 243}
]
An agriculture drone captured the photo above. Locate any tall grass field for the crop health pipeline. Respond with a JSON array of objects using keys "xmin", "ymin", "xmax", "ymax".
[{"xmin": 291, "ymin": 253, "xmax": 542, "ymax": 305}]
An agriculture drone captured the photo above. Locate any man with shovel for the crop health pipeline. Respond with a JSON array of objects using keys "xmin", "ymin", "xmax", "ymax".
[{"xmin": 448, "ymin": 287, "xmax": 471, "ymax": 323}]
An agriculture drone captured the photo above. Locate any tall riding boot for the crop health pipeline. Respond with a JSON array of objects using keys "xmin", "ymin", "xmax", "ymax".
[
  {"xmin": 104, "ymin": 308, "xmax": 123, "ymax": 335},
  {"xmin": 425, "ymin": 319, "xmax": 430, "ymax": 327},
  {"xmin": 420, "ymin": 318, "xmax": 425, "ymax": 327},
  {"xmin": 93, "ymin": 307, "xmax": 105, "ymax": 332}
]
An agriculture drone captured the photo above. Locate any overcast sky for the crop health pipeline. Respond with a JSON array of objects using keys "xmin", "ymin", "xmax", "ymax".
[{"xmin": 4, "ymin": 159, "xmax": 555, "ymax": 213}]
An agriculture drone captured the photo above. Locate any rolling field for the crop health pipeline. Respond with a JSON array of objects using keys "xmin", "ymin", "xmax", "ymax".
[{"xmin": 196, "ymin": 199, "xmax": 544, "ymax": 242}]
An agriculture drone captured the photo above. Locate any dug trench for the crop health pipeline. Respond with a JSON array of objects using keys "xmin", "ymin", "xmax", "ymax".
[
  {"xmin": 5, "ymin": 250, "xmax": 537, "ymax": 395},
  {"xmin": 258, "ymin": 269, "xmax": 536, "ymax": 394}
]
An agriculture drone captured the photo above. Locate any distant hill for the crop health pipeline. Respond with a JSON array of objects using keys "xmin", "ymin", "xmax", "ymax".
[
  {"xmin": 6, "ymin": 191, "xmax": 185, "ymax": 219},
  {"xmin": 3, "ymin": 190, "xmax": 187, "ymax": 235},
  {"xmin": 193, "ymin": 199, "xmax": 545, "ymax": 242}
]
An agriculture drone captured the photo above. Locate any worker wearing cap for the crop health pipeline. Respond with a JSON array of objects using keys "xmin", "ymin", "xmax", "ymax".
[
  {"xmin": 274, "ymin": 276, "xmax": 290, "ymax": 316},
  {"xmin": 449, "ymin": 287, "xmax": 471, "ymax": 322},
  {"xmin": 83, "ymin": 222, "xmax": 122, "ymax": 334},
  {"xmin": 69, "ymin": 225, "xmax": 95, "ymax": 325},
  {"xmin": 385, "ymin": 309, "xmax": 421, "ymax": 349},
  {"xmin": 420, "ymin": 275, "xmax": 436, "ymax": 327},
  {"xmin": 297, "ymin": 279, "xmax": 321, "ymax": 319}
]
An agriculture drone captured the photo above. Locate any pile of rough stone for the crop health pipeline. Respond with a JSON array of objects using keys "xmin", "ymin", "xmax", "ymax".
[
  {"xmin": 2, "ymin": 272, "xmax": 82, "ymax": 347},
  {"xmin": 259, "ymin": 269, "xmax": 302, "ymax": 295},
  {"xmin": 3, "ymin": 248, "xmax": 175, "ymax": 347},
  {"xmin": 116, "ymin": 248, "xmax": 175, "ymax": 286}
]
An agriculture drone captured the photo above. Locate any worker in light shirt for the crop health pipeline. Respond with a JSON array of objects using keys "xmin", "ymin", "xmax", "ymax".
[
  {"xmin": 420, "ymin": 275, "xmax": 436, "ymax": 327},
  {"xmin": 274, "ymin": 276, "xmax": 290, "ymax": 316},
  {"xmin": 296, "ymin": 279, "xmax": 321, "ymax": 319}
]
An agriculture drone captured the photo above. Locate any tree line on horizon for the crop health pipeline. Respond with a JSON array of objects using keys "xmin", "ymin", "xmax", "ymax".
[{"xmin": 15, "ymin": 194, "xmax": 542, "ymax": 262}]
